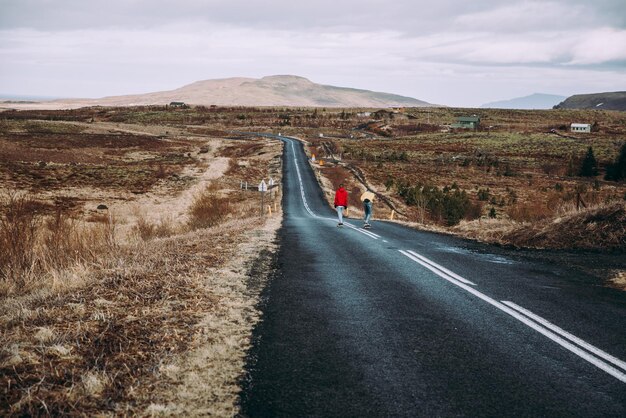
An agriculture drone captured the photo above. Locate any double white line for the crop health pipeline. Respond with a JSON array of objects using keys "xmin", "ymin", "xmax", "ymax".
[
  {"xmin": 344, "ymin": 222, "xmax": 380, "ymax": 240},
  {"xmin": 401, "ymin": 249, "xmax": 476, "ymax": 285},
  {"xmin": 400, "ymin": 249, "xmax": 626, "ymax": 383},
  {"xmin": 502, "ymin": 301, "xmax": 626, "ymax": 382}
]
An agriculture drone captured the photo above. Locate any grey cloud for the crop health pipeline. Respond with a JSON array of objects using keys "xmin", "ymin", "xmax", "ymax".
[
  {"xmin": 1, "ymin": 0, "xmax": 602, "ymax": 32},
  {"xmin": 2, "ymin": 0, "xmax": 625, "ymax": 106}
]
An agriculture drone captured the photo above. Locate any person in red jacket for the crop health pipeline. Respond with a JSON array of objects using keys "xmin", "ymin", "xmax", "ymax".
[{"xmin": 334, "ymin": 183, "xmax": 348, "ymax": 227}]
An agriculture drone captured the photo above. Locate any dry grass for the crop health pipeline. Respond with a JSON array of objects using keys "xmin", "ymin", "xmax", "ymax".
[
  {"xmin": 0, "ymin": 192, "xmax": 117, "ymax": 296},
  {"xmin": 188, "ymin": 188, "xmax": 231, "ymax": 230},
  {"xmin": 0, "ymin": 223, "xmax": 231, "ymax": 415},
  {"xmin": 0, "ymin": 111, "xmax": 284, "ymax": 415},
  {"xmin": 142, "ymin": 216, "xmax": 281, "ymax": 416},
  {"xmin": 454, "ymin": 202, "xmax": 626, "ymax": 251},
  {"xmin": 300, "ymin": 107, "xmax": 626, "ymax": 250},
  {"xmin": 1, "ymin": 207, "xmax": 280, "ymax": 415},
  {"xmin": 506, "ymin": 200, "xmax": 555, "ymax": 222},
  {"xmin": 133, "ymin": 213, "xmax": 177, "ymax": 240},
  {"xmin": 610, "ymin": 271, "xmax": 626, "ymax": 290}
]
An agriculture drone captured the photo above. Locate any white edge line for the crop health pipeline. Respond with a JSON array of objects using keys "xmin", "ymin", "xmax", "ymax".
[
  {"xmin": 502, "ymin": 301, "xmax": 626, "ymax": 372},
  {"xmin": 406, "ymin": 250, "xmax": 475, "ymax": 286},
  {"xmin": 398, "ymin": 250, "xmax": 626, "ymax": 383},
  {"xmin": 290, "ymin": 139, "xmax": 380, "ymax": 241},
  {"xmin": 290, "ymin": 141, "xmax": 318, "ymax": 219}
]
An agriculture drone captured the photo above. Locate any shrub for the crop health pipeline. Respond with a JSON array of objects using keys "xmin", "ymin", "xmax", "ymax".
[
  {"xmin": 188, "ymin": 189, "xmax": 231, "ymax": 230},
  {"xmin": 604, "ymin": 142, "xmax": 626, "ymax": 181},
  {"xmin": 396, "ymin": 182, "xmax": 474, "ymax": 226},
  {"xmin": 384, "ymin": 178, "xmax": 394, "ymax": 191},
  {"xmin": 133, "ymin": 215, "xmax": 176, "ymax": 240},
  {"xmin": 441, "ymin": 189, "xmax": 472, "ymax": 226},
  {"xmin": 503, "ymin": 163, "xmax": 516, "ymax": 177},
  {"xmin": 43, "ymin": 210, "xmax": 116, "ymax": 267},
  {"xmin": 579, "ymin": 146, "xmax": 598, "ymax": 177},
  {"xmin": 0, "ymin": 193, "xmax": 41, "ymax": 285},
  {"xmin": 465, "ymin": 201, "xmax": 483, "ymax": 221},
  {"xmin": 477, "ymin": 188, "xmax": 490, "ymax": 201},
  {"xmin": 0, "ymin": 193, "xmax": 117, "ymax": 294}
]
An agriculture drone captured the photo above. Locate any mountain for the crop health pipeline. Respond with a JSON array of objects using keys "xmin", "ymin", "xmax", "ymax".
[
  {"xmin": 0, "ymin": 94, "xmax": 60, "ymax": 101},
  {"xmin": 480, "ymin": 93, "xmax": 566, "ymax": 109},
  {"xmin": 2, "ymin": 75, "xmax": 432, "ymax": 110},
  {"xmin": 553, "ymin": 92, "xmax": 626, "ymax": 111}
]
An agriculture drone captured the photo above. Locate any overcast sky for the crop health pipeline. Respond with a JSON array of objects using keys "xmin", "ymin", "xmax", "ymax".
[{"xmin": 1, "ymin": 0, "xmax": 625, "ymax": 107}]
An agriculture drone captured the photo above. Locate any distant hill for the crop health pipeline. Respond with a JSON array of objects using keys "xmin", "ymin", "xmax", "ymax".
[
  {"xmin": 1, "ymin": 75, "xmax": 433, "ymax": 110},
  {"xmin": 0, "ymin": 94, "xmax": 60, "ymax": 101},
  {"xmin": 553, "ymin": 92, "xmax": 626, "ymax": 111},
  {"xmin": 480, "ymin": 93, "xmax": 566, "ymax": 109}
]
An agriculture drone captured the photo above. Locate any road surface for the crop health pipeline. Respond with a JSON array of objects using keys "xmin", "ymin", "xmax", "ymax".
[{"xmin": 241, "ymin": 135, "xmax": 626, "ymax": 417}]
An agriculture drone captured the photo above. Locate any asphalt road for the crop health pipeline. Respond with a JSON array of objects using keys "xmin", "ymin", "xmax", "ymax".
[{"xmin": 241, "ymin": 135, "xmax": 626, "ymax": 417}]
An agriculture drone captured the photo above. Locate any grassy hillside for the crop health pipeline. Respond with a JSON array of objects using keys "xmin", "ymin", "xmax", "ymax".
[{"xmin": 554, "ymin": 92, "xmax": 626, "ymax": 111}]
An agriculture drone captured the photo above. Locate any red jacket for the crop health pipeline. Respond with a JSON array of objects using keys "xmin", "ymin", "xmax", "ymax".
[{"xmin": 334, "ymin": 187, "xmax": 348, "ymax": 208}]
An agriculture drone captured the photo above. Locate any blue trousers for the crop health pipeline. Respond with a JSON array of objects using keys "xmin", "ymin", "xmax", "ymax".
[{"xmin": 364, "ymin": 201, "xmax": 372, "ymax": 223}]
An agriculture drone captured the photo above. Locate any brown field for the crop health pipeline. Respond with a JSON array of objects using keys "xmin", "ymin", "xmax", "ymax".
[
  {"xmin": 0, "ymin": 107, "xmax": 283, "ymax": 415},
  {"xmin": 1, "ymin": 104, "xmax": 625, "ymax": 415},
  {"xmin": 292, "ymin": 107, "xmax": 626, "ymax": 251}
]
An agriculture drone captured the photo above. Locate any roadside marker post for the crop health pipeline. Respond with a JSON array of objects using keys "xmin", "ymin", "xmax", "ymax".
[
  {"xmin": 258, "ymin": 179, "xmax": 268, "ymax": 216},
  {"xmin": 268, "ymin": 177, "xmax": 275, "ymax": 200}
]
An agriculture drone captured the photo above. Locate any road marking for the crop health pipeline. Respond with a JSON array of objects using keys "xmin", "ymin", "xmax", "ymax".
[
  {"xmin": 402, "ymin": 250, "xmax": 476, "ymax": 285},
  {"xmin": 344, "ymin": 223, "xmax": 380, "ymax": 240},
  {"xmin": 288, "ymin": 139, "xmax": 381, "ymax": 241},
  {"xmin": 288, "ymin": 133, "xmax": 626, "ymax": 383},
  {"xmin": 502, "ymin": 301, "xmax": 626, "ymax": 372},
  {"xmin": 399, "ymin": 249, "xmax": 626, "ymax": 383},
  {"xmin": 290, "ymin": 141, "xmax": 318, "ymax": 219}
]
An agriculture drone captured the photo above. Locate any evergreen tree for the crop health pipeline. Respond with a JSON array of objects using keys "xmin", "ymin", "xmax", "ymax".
[
  {"xmin": 605, "ymin": 142, "xmax": 626, "ymax": 181},
  {"xmin": 579, "ymin": 146, "xmax": 598, "ymax": 177}
]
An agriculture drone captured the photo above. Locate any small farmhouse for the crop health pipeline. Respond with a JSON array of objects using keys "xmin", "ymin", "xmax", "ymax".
[
  {"xmin": 452, "ymin": 116, "xmax": 480, "ymax": 129},
  {"xmin": 169, "ymin": 101, "xmax": 188, "ymax": 108},
  {"xmin": 571, "ymin": 123, "xmax": 591, "ymax": 133}
]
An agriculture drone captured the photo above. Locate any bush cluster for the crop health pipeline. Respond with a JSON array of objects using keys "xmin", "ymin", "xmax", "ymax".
[
  {"xmin": 188, "ymin": 190, "xmax": 231, "ymax": 230},
  {"xmin": 396, "ymin": 181, "xmax": 480, "ymax": 226},
  {"xmin": 605, "ymin": 142, "xmax": 626, "ymax": 181}
]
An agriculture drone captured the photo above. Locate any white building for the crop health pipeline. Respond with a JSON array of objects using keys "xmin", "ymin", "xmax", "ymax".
[{"xmin": 571, "ymin": 123, "xmax": 592, "ymax": 133}]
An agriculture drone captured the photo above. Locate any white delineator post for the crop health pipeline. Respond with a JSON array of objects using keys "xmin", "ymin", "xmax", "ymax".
[
  {"xmin": 258, "ymin": 179, "xmax": 268, "ymax": 216},
  {"xmin": 268, "ymin": 177, "xmax": 275, "ymax": 200}
]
